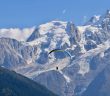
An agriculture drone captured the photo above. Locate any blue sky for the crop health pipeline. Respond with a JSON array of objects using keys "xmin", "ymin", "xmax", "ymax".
[{"xmin": 0, "ymin": 0, "xmax": 110, "ymax": 28}]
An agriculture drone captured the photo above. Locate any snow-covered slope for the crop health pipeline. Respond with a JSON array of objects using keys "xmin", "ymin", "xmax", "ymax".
[
  {"xmin": 26, "ymin": 20, "xmax": 81, "ymax": 64},
  {"xmin": 0, "ymin": 10, "xmax": 110, "ymax": 96},
  {"xmin": 0, "ymin": 37, "xmax": 38, "ymax": 69},
  {"xmin": 16, "ymin": 40, "xmax": 110, "ymax": 96}
]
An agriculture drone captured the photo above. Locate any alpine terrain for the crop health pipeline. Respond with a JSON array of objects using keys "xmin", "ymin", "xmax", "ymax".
[{"xmin": 0, "ymin": 10, "xmax": 110, "ymax": 96}]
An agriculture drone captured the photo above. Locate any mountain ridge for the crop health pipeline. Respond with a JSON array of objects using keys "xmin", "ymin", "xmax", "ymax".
[{"xmin": 0, "ymin": 66, "xmax": 58, "ymax": 96}]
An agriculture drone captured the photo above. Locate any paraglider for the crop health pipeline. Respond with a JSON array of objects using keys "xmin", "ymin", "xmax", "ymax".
[
  {"xmin": 48, "ymin": 49, "xmax": 72, "ymax": 59},
  {"xmin": 48, "ymin": 49, "xmax": 62, "ymax": 54},
  {"xmin": 48, "ymin": 48, "xmax": 73, "ymax": 71}
]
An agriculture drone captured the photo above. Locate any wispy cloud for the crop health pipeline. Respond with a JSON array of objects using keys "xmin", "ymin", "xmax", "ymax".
[
  {"xmin": 83, "ymin": 16, "xmax": 87, "ymax": 23},
  {"xmin": 62, "ymin": 9, "xmax": 66, "ymax": 14}
]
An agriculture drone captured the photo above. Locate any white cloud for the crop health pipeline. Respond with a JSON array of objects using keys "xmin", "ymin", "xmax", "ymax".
[{"xmin": 0, "ymin": 27, "xmax": 35, "ymax": 41}]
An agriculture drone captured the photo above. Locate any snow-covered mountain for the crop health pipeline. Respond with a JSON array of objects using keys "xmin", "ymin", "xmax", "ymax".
[
  {"xmin": 27, "ymin": 20, "xmax": 81, "ymax": 64},
  {"xmin": 0, "ymin": 10, "xmax": 110, "ymax": 96},
  {"xmin": 0, "ymin": 37, "xmax": 38, "ymax": 69}
]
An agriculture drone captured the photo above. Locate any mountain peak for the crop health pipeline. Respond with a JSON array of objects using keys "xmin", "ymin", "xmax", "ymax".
[
  {"xmin": 102, "ymin": 10, "xmax": 110, "ymax": 19},
  {"xmin": 106, "ymin": 10, "xmax": 110, "ymax": 16},
  {"xmin": 85, "ymin": 15, "xmax": 100, "ymax": 25},
  {"xmin": 85, "ymin": 10, "xmax": 110, "ymax": 26},
  {"xmin": 27, "ymin": 20, "xmax": 68, "ymax": 42},
  {"xmin": 90, "ymin": 15, "xmax": 100, "ymax": 23}
]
